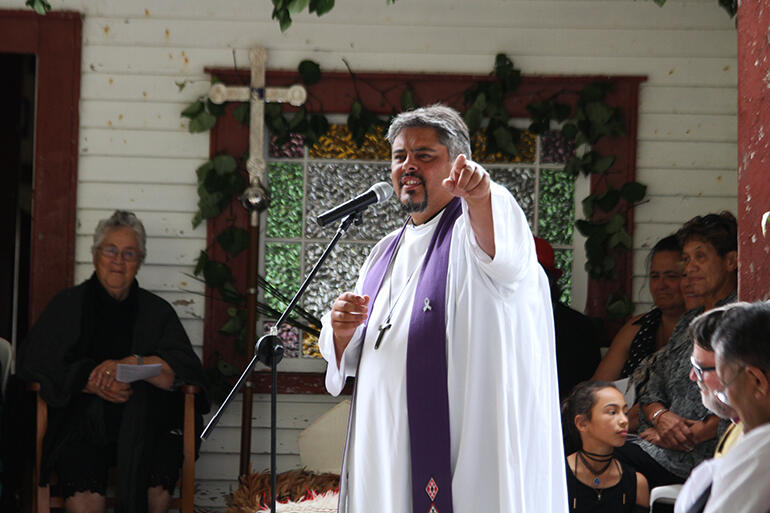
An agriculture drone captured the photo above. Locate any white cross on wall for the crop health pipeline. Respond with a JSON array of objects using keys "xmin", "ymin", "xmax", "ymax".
[{"xmin": 208, "ymin": 47, "xmax": 307, "ymax": 210}]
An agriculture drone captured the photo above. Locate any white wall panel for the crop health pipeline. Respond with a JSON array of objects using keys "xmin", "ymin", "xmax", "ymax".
[
  {"xmin": 640, "ymin": 85, "xmax": 737, "ymax": 115},
  {"xmin": 77, "ymin": 183, "xmax": 198, "ymax": 212},
  {"xmin": 80, "ymin": 72, "xmax": 211, "ymax": 101},
  {"xmin": 79, "ymin": 155, "xmax": 205, "ymax": 184},
  {"xmin": 80, "ymin": 127, "xmax": 207, "ymax": 158},
  {"xmin": 77, "ymin": 210, "xmax": 204, "ymax": 237},
  {"xmin": 636, "ymin": 168, "xmax": 737, "ymax": 196},
  {"xmin": 638, "ymin": 113, "xmax": 737, "ymax": 142},
  {"xmin": 82, "ymin": 44, "xmax": 737, "ymax": 86},
  {"xmin": 83, "ymin": 17, "xmax": 736, "ymax": 59},
  {"xmin": 81, "ymin": 99, "xmax": 194, "ymax": 131},
  {"xmin": 634, "ymin": 196, "xmax": 737, "ymax": 224},
  {"xmin": 636, "ymin": 141, "xmax": 737, "ymax": 169},
  {"xmin": 27, "ymin": 0, "xmax": 732, "ymax": 30}
]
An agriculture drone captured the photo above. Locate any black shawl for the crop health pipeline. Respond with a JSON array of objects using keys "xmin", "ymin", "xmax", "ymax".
[{"xmin": 20, "ymin": 275, "xmax": 209, "ymax": 513}]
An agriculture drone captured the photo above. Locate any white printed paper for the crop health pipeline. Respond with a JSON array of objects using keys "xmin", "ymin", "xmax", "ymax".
[{"xmin": 116, "ymin": 363, "xmax": 162, "ymax": 383}]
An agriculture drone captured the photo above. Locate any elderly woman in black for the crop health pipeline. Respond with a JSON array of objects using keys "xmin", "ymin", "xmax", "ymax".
[{"xmin": 20, "ymin": 210, "xmax": 208, "ymax": 513}]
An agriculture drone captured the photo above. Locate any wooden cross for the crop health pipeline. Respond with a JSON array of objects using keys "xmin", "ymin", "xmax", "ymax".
[{"xmin": 208, "ymin": 47, "xmax": 307, "ymax": 207}]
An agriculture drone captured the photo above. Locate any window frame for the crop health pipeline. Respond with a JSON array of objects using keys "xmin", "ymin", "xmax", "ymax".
[{"xmin": 203, "ymin": 68, "xmax": 644, "ymax": 393}]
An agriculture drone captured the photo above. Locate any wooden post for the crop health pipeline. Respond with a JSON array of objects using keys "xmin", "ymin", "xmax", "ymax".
[
  {"xmin": 737, "ymin": 1, "xmax": 770, "ymax": 302},
  {"xmin": 207, "ymin": 48, "xmax": 306, "ymax": 478}
]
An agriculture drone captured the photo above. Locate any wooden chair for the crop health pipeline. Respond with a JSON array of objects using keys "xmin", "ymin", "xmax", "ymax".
[{"xmin": 29, "ymin": 382, "xmax": 199, "ymax": 513}]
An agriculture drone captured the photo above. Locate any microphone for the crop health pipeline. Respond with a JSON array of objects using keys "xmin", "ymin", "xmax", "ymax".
[{"xmin": 316, "ymin": 182, "xmax": 393, "ymax": 227}]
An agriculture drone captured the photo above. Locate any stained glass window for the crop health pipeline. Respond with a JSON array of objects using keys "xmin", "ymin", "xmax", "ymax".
[{"xmin": 264, "ymin": 123, "xmax": 578, "ymax": 368}]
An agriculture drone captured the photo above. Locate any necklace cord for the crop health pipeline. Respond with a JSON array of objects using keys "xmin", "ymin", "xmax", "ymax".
[{"xmin": 577, "ymin": 451, "xmax": 614, "ymax": 480}]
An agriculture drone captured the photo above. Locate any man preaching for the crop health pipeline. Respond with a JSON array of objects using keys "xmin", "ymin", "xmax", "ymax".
[{"xmin": 318, "ymin": 104, "xmax": 567, "ymax": 513}]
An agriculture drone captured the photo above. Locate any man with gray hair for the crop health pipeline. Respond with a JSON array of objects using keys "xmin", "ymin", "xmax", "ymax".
[
  {"xmin": 318, "ymin": 105, "xmax": 566, "ymax": 512},
  {"xmin": 676, "ymin": 302, "xmax": 770, "ymax": 513},
  {"xmin": 674, "ymin": 306, "xmax": 741, "ymax": 513}
]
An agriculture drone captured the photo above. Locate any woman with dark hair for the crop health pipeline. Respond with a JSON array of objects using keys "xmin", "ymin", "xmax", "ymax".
[
  {"xmin": 593, "ymin": 235, "xmax": 687, "ymax": 382},
  {"xmin": 615, "ymin": 212, "xmax": 737, "ymax": 489},
  {"xmin": 562, "ymin": 380, "xmax": 649, "ymax": 512},
  {"xmin": 20, "ymin": 210, "xmax": 209, "ymax": 513}
]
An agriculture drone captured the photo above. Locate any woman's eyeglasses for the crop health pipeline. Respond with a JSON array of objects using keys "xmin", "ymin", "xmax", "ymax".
[{"xmin": 98, "ymin": 246, "xmax": 140, "ymax": 262}]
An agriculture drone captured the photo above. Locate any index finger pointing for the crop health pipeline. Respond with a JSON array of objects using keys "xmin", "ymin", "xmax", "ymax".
[{"xmin": 451, "ymin": 154, "xmax": 468, "ymax": 179}]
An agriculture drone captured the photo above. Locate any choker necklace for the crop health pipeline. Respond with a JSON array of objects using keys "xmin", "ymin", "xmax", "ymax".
[
  {"xmin": 580, "ymin": 449, "xmax": 613, "ymax": 463},
  {"xmin": 577, "ymin": 451, "xmax": 613, "ymax": 488}
]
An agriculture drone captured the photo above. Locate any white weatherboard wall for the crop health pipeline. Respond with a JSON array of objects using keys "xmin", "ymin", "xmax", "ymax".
[{"xmin": 0, "ymin": 0, "xmax": 737, "ymax": 508}]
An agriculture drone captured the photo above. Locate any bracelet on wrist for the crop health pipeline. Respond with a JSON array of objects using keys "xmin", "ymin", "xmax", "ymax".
[{"xmin": 651, "ymin": 407, "xmax": 669, "ymax": 425}]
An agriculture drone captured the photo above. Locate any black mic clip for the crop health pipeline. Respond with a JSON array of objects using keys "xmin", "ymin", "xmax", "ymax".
[{"xmin": 255, "ymin": 333, "xmax": 284, "ymax": 367}]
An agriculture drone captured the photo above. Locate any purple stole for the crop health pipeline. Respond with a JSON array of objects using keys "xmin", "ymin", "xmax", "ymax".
[{"xmin": 350, "ymin": 197, "xmax": 462, "ymax": 513}]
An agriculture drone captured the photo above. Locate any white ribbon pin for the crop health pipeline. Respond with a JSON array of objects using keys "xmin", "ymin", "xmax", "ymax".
[{"xmin": 423, "ymin": 298, "xmax": 432, "ymax": 312}]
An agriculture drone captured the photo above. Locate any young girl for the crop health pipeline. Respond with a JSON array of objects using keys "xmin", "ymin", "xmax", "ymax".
[{"xmin": 562, "ymin": 381, "xmax": 649, "ymax": 512}]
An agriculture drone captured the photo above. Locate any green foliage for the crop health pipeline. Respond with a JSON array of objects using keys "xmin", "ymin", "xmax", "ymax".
[
  {"xmin": 527, "ymin": 99, "xmax": 571, "ymax": 134},
  {"xmin": 25, "ymin": 0, "xmax": 50, "ymax": 15},
  {"xmin": 298, "ymin": 60, "xmax": 322, "ymax": 85},
  {"xmin": 607, "ymin": 292, "xmax": 635, "ymax": 320},
  {"xmin": 232, "ymin": 103, "xmax": 250, "ymax": 125},
  {"xmin": 220, "ymin": 307, "xmax": 247, "ymax": 354},
  {"xmin": 192, "ymin": 155, "xmax": 244, "ymax": 228},
  {"xmin": 182, "ymin": 98, "xmax": 226, "ymax": 133},
  {"xmin": 564, "ymin": 151, "xmax": 616, "ymax": 177},
  {"xmin": 272, "ymin": 0, "xmax": 403, "ymax": 32},
  {"xmin": 401, "ymin": 88, "xmax": 416, "ymax": 111},
  {"xmin": 621, "ymin": 181, "xmax": 647, "ymax": 203},
  {"xmin": 347, "ymin": 99, "xmax": 383, "ymax": 147},
  {"xmin": 463, "ymin": 54, "xmax": 522, "ymax": 158},
  {"xmin": 564, "ymin": 82, "xmax": 625, "ymax": 147},
  {"xmin": 217, "ymin": 226, "xmax": 250, "ymax": 257},
  {"xmin": 494, "ymin": 53, "xmax": 521, "ymax": 92},
  {"xmin": 259, "ymin": 62, "xmax": 330, "ymax": 146}
]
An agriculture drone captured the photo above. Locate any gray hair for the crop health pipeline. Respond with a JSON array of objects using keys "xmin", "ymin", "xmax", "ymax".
[
  {"xmin": 713, "ymin": 301, "xmax": 770, "ymax": 373},
  {"xmin": 91, "ymin": 210, "xmax": 147, "ymax": 262},
  {"xmin": 688, "ymin": 303, "xmax": 737, "ymax": 351},
  {"xmin": 386, "ymin": 104, "xmax": 472, "ymax": 161}
]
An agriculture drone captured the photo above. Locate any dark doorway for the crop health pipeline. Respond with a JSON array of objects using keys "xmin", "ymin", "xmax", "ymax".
[{"xmin": 0, "ymin": 53, "xmax": 35, "ymax": 351}]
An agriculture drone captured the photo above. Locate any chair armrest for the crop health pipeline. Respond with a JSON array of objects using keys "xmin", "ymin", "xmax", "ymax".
[{"xmin": 180, "ymin": 384, "xmax": 200, "ymax": 395}]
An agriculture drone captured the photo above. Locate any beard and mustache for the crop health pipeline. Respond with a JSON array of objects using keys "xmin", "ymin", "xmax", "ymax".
[
  {"xmin": 399, "ymin": 173, "xmax": 429, "ymax": 214},
  {"xmin": 698, "ymin": 382, "xmax": 736, "ymax": 420}
]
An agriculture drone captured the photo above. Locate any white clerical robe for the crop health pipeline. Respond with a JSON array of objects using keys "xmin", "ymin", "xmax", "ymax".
[
  {"xmin": 701, "ymin": 422, "xmax": 770, "ymax": 513},
  {"xmin": 318, "ymin": 182, "xmax": 567, "ymax": 513}
]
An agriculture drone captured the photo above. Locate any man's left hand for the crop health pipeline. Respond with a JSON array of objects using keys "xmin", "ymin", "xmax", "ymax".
[{"xmin": 442, "ymin": 155, "xmax": 490, "ymax": 203}]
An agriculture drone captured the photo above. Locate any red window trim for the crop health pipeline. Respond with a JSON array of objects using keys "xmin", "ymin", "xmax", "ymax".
[
  {"xmin": 0, "ymin": 10, "xmax": 82, "ymax": 327},
  {"xmin": 204, "ymin": 68, "xmax": 645, "ymax": 394}
]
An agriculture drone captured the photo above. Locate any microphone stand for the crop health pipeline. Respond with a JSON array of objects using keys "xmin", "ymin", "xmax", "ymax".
[{"xmin": 201, "ymin": 210, "xmax": 364, "ymax": 513}]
